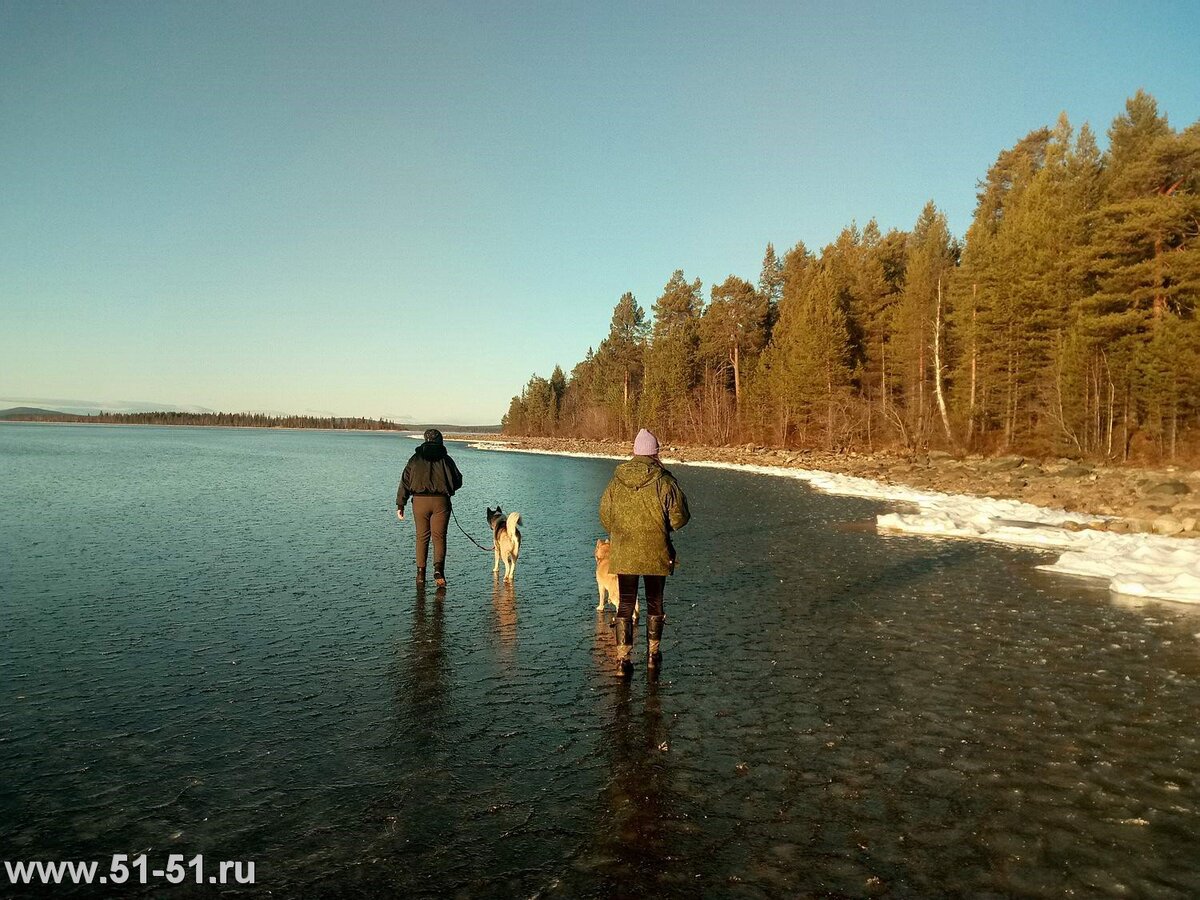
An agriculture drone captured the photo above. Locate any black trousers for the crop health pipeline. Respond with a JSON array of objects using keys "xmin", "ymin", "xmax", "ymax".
[
  {"xmin": 617, "ymin": 574, "xmax": 665, "ymax": 618},
  {"xmin": 412, "ymin": 495, "xmax": 451, "ymax": 571}
]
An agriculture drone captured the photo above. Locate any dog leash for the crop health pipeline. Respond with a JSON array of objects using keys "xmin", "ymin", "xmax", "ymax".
[{"xmin": 451, "ymin": 508, "xmax": 495, "ymax": 553}]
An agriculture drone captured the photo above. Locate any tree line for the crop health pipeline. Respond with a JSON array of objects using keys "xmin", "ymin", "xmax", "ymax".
[
  {"xmin": 6, "ymin": 411, "xmax": 408, "ymax": 430},
  {"xmin": 503, "ymin": 92, "xmax": 1200, "ymax": 462}
]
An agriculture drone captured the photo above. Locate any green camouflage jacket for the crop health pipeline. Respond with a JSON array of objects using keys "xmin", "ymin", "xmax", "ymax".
[{"xmin": 599, "ymin": 456, "xmax": 691, "ymax": 576}]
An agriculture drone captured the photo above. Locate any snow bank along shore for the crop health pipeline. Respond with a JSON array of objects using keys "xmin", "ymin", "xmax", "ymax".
[{"xmin": 465, "ymin": 440, "xmax": 1200, "ymax": 606}]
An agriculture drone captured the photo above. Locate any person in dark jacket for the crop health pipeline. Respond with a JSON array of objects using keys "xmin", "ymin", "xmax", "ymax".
[
  {"xmin": 397, "ymin": 429, "xmax": 463, "ymax": 587},
  {"xmin": 599, "ymin": 428, "xmax": 690, "ymax": 676}
]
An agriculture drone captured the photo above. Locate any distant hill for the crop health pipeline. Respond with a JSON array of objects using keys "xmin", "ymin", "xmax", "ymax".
[
  {"xmin": 0, "ymin": 409, "xmax": 503, "ymax": 432},
  {"xmin": 0, "ymin": 406, "xmax": 73, "ymax": 419},
  {"xmin": 0, "ymin": 398, "xmax": 216, "ymax": 415}
]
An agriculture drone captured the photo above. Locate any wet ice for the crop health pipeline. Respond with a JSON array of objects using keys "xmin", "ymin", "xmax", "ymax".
[{"xmin": 2, "ymin": 426, "xmax": 1199, "ymax": 897}]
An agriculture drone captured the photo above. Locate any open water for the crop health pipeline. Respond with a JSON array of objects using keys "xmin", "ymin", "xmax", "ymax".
[{"xmin": 2, "ymin": 424, "xmax": 1199, "ymax": 898}]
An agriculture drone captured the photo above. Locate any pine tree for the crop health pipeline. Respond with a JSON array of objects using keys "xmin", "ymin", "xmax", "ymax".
[
  {"xmin": 757, "ymin": 244, "xmax": 851, "ymax": 447},
  {"xmin": 1073, "ymin": 93, "xmax": 1200, "ymax": 457},
  {"xmin": 893, "ymin": 202, "xmax": 956, "ymax": 446},
  {"xmin": 758, "ymin": 242, "xmax": 784, "ymax": 338},
  {"xmin": 755, "ymin": 243, "xmax": 813, "ymax": 442},
  {"xmin": 699, "ymin": 275, "xmax": 768, "ymax": 410},
  {"xmin": 583, "ymin": 293, "xmax": 649, "ymax": 436},
  {"xmin": 955, "ymin": 127, "xmax": 1051, "ymax": 449},
  {"xmin": 640, "ymin": 271, "xmax": 702, "ymax": 437}
]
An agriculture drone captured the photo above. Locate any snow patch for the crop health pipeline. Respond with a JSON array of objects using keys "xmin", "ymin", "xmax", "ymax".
[{"xmin": 467, "ymin": 441, "xmax": 625, "ymax": 460}]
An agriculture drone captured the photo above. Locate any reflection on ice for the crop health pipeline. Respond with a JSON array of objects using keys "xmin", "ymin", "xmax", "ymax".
[
  {"xmin": 1107, "ymin": 590, "xmax": 1200, "ymax": 621},
  {"xmin": 491, "ymin": 578, "xmax": 518, "ymax": 663}
]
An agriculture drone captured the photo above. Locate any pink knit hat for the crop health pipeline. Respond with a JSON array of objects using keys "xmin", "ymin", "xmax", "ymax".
[{"xmin": 632, "ymin": 428, "xmax": 659, "ymax": 457}]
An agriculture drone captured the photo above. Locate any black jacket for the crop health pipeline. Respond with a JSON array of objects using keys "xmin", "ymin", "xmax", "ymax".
[{"xmin": 397, "ymin": 441, "xmax": 463, "ymax": 509}]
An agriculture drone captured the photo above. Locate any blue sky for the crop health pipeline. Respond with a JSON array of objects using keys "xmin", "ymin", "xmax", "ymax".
[{"xmin": 2, "ymin": 1, "xmax": 1198, "ymax": 422}]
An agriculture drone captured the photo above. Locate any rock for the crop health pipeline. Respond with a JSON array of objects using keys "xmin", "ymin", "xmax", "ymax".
[
  {"xmin": 1147, "ymin": 481, "xmax": 1191, "ymax": 496},
  {"xmin": 1153, "ymin": 516, "xmax": 1185, "ymax": 536},
  {"xmin": 1182, "ymin": 517, "xmax": 1197, "ymax": 533},
  {"xmin": 1058, "ymin": 465, "xmax": 1092, "ymax": 477},
  {"xmin": 929, "ymin": 450, "xmax": 953, "ymax": 461},
  {"xmin": 1131, "ymin": 499, "xmax": 1178, "ymax": 516},
  {"xmin": 989, "ymin": 456, "xmax": 1025, "ymax": 472},
  {"xmin": 1109, "ymin": 520, "xmax": 1132, "ymax": 534},
  {"xmin": 1024, "ymin": 491, "xmax": 1057, "ymax": 508}
]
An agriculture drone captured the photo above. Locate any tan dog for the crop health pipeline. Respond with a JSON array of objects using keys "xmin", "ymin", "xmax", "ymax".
[{"xmin": 594, "ymin": 539, "xmax": 637, "ymax": 620}]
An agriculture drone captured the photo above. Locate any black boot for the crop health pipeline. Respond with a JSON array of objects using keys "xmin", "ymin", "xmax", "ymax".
[
  {"xmin": 416, "ymin": 567, "xmax": 426, "ymax": 585},
  {"xmin": 647, "ymin": 615, "xmax": 665, "ymax": 670},
  {"xmin": 613, "ymin": 616, "xmax": 633, "ymax": 677}
]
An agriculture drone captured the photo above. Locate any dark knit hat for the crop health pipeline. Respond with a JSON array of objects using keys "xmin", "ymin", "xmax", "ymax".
[{"xmin": 423, "ymin": 428, "xmax": 444, "ymax": 444}]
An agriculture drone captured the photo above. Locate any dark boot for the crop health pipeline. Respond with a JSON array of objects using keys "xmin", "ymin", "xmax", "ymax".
[
  {"xmin": 647, "ymin": 615, "xmax": 665, "ymax": 670},
  {"xmin": 416, "ymin": 567, "xmax": 426, "ymax": 585},
  {"xmin": 613, "ymin": 616, "xmax": 633, "ymax": 677}
]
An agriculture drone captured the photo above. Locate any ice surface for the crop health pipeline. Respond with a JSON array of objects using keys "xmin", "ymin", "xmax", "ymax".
[
  {"xmin": 699, "ymin": 462, "xmax": 1200, "ymax": 604},
  {"xmin": 470, "ymin": 443, "xmax": 1200, "ymax": 606}
]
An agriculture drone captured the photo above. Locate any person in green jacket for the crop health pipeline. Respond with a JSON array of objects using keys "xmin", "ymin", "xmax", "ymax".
[{"xmin": 599, "ymin": 428, "xmax": 690, "ymax": 676}]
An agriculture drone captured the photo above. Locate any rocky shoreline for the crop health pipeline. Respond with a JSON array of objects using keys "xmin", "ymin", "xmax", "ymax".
[{"xmin": 447, "ymin": 434, "xmax": 1200, "ymax": 538}]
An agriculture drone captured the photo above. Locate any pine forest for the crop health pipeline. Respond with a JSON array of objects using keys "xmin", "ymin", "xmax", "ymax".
[{"xmin": 502, "ymin": 92, "xmax": 1200, "ymax": 463}]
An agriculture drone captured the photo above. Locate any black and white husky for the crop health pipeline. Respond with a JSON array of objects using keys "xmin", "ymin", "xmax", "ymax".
[{"xmin": 487, "ymin": 506, "xmax": 522, "ymax": 582}]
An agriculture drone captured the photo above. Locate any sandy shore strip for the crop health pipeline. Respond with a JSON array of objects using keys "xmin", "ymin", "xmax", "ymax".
[{"xmin": 451, "ymin": 434, "xmax": 1200, "ymax": 605}]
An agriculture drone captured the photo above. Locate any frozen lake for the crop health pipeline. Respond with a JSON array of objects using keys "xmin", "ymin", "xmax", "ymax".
[{"xmin": 2, "ymin": 424, "xmax": 1199, "ymax": 897}]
